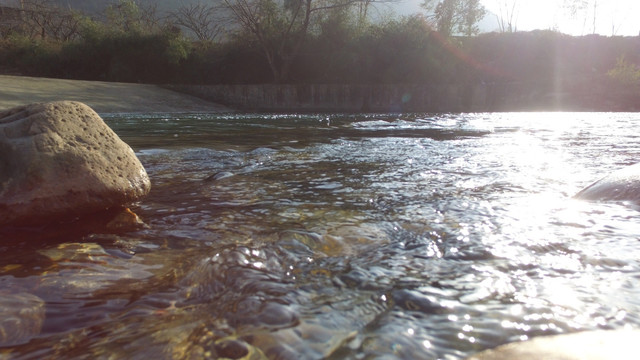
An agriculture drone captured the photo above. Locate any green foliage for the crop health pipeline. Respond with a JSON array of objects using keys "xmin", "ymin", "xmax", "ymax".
[
  {"xmin": 361, "ymin": 16, "xmax": 448, "ymax": 83},
  {"xmin": 76, "ymin": 15, "xmax": 106, "ymax": 43},
  {"xmin": 422, "ymin": 0, "xmax": 486, "ymax": 37},
  {"xmin": 57, "ymin": 26, "xmax": 191, "ymax": 82},
  {"xmin": 287, "ymin": 14, "xmax": 464, "ymax": 84},
  {"xmin": 165, "ymin": 31, "xmax": 192, "ymax": 64},
  {"xmin": 607, "ymin": 56, "xmax": 640, "ymax": 86},
  {"xmin": 106, "ymin": 0, "xmax": 140, "ymax": 31},
  {"xmin": 0, "ymin": 35, "xmax": 63, "ymax": 77},
  {"xmin": 463, "ymin": 31, "xmax": 638, "ymax": 89},
  {"xmin": 104, "ymin": 0, "xmax": 154, "ymax": 34},
  {"xmin": 0, "ymin": 2, "xmax": 191, "ymax": 83}
]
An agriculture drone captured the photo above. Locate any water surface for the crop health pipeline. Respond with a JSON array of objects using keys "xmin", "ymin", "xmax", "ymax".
[{"xmin": 2, "ymin": 112, "xmax": 640, "ymax": 359}]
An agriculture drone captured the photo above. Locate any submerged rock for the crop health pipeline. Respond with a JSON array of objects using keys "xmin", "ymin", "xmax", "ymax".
[
  {"xmin": 0, "ymin": 292, "xmax": 46, "ymax": 346},
  {"xmin": 105, "ymin": 207, "xmax": 148, "ymax": 232},
  {"xmin": 0, "ymin": 101, "xmax": 150, "ymax": 227},
  {"xmin": 575, "ymin": 163, "xmax": 640, "ymax": 203}
]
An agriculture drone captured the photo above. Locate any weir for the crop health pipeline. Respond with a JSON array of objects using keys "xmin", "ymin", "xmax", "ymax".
[{"xmin": 168, "ymin": 81, "xmax": 640, "ymax": 112}]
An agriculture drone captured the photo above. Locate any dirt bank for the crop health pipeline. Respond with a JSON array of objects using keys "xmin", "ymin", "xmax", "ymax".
[{"xmin": 0, "ymin": 75, "xmax": 230, "ymax": 114}]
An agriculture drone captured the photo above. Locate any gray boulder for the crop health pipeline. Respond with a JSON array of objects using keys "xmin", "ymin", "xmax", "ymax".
[
  {"xmin": 575, "ymin": 163, "xmax": 640, "ymax": 203},
  {"xmin": 0, "ymin": 101, "xmax": 150, "ymax": 227}
]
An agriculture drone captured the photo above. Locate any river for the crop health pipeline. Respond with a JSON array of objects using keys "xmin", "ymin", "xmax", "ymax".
[{"xmin": 2, "ymin": 112, "xmax": 640, "ymax": 359}]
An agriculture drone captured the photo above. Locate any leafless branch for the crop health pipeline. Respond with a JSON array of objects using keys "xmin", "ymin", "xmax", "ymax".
[{"xmin": 169, "ymin": 2, "xmax": 229, "ymax": 42}]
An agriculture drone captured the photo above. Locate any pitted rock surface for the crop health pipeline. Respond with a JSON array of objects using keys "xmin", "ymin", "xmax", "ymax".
[{"xmin": 0, "ymin": 101, "xmax": 150, "ymax": 226}]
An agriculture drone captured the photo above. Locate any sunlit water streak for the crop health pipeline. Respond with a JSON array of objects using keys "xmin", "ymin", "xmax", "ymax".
[{"xmin": 1, "ymin": 112, "xmax": 640, "ymax": 359}]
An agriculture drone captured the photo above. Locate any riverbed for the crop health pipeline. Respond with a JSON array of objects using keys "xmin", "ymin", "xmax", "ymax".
[{"xmin": 2, "ymin": 112, "xmax": 640, "ymax": 359}]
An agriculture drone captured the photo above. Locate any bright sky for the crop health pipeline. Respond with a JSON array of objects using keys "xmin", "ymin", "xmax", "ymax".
[{"xmin": 481, "ymin": 0, "xmax": 640, "ymax": 36}]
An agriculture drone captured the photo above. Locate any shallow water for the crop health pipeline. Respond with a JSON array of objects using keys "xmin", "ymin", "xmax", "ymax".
[{"xmin": 2, "ymin": 112, "xmax": 640, "ymax": 359}]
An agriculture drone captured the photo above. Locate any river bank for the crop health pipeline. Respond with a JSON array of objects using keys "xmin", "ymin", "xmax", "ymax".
[
  {"xmin": 2, "ymin": 75, "xmax": 637, "ymax": 114},
  {"xmin": 0, "ymin": 75, "xmax": 230, "ymax": 114}
]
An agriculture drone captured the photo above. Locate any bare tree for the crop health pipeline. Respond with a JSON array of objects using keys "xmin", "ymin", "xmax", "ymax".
[
  {"xmin": 20, "ymin": 0, "xmax": 81, "ymax": 40},
  {"xmin": 169, "ymin": 2, "xmax": 228, "ymax": 42},
  {"xmin": 590, "ymin": 0, "xmax": 597, "ymax": 34},
  {"xmin": 563, "ymin": 0, "xmax": 605, "ymax": 34},
  {"xmin": 494, "ymin": 0, "xmax": 519, "ymax": 33},
  {"xmin": 104, "ymin": 0, "xmax": 162, "ymax": 34},
  {"xmin": 222, "ymin": 0, "xmax": 391, "ymax": 83},
  {"xmin": 0, "ymin": 4, "xmax": 24, "ymax": 38},
  {"xmin": 355, "ymin": 0, "xmax": 376, "ymax": 29},
  {"xmin": 137, "ymin": 1, "xmax": 162, "ymax": 32}
]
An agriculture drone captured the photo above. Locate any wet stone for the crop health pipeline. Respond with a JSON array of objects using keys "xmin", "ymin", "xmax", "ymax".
[
  {"xmin": 256, "ymin": 302, "xmax": 299, "ymax": 328},
  {"xmin": 0, "ymin": 101, "xmax": 150, "ymax": 227},
  {"xmin": 214, "ymin": 339, "xmax": 249, "ymax": 359},
  {"xmin": 391, "ymin": 289, "xmax": 447, "ymax": 314}
]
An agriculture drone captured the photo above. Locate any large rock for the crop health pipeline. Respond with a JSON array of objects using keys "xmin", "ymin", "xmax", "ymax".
[
  {"xmin": 575, "ymin": 163, "xmax": 640, "ymax": 203},
  {"xmin": 0, "ymin": 101, "xmax": 150, "ymax": 227}
]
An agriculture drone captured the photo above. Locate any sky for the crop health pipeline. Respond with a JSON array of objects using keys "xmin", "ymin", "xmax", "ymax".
[
  {"xmin": 481, "ymin": 0, "xmax": 640, "ymax": 36},
  {"xmin": 394, "ymin": 0, "xmax": 640, "ymax": 36}
]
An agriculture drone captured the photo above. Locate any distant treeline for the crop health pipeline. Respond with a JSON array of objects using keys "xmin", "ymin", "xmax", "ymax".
[{"xmin": 1, "ymin": 0, "xmax": 639, "ymax": 91}]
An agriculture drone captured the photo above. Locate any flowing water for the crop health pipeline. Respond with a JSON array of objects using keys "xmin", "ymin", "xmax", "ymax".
[{"xmin": 2, "ymin": 112, "xmax": 640, "ymax": 359}]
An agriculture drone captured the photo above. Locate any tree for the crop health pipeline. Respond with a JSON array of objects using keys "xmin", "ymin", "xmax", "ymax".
[
  {"xmin": 575, "ymin": 0, "xmax": 629, "ymax": 36},
  {"xmin": 494, "ymin": 0, "xmax": 519, "ymax": 33},
  {"xmin": 354, "ymin": 0, "xmax": 375, "ymax": 30},
  {"xmin": 168, "ymin": 2, "xmax": 229, "ymax": 43},
  {"xmin": 18, "ymin": 0, "xmax": 82, "ymax": 40},
  {"xmin": 222, "ymin": 0, "xmax": 390, "ymax": 83},
  {"xmin": 104, "ymin": 0, "xmax": 161, "ymax": 34},
  {"xmin": 588, "ymin": 0, "xmax": 597, "ymax": 34},
  {"xmin": 421, "ymin": 0, "xmax": 485, "ymax": 37},
  {"xmin": 459, "ymin": 0, "xmax": 484, "ymax": 36},
  {"xmin": 563, "ymin": 0, "xmax": 601, "ymax": 34}
]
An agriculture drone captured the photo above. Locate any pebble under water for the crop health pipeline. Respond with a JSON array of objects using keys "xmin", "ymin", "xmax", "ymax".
[{"xmin": 2, "ymin": 112, "xmax": 640, "ymax": 359}]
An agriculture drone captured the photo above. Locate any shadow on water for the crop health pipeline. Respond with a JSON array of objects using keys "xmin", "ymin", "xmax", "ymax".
[{"xmin": 0, "ymin": 207, "xmax": 143, "ymax": 246}]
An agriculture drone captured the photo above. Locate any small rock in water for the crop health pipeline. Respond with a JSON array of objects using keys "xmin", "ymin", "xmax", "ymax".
[
  {"xmin": 105, "ymin": 207, "xmax": 147, "ymax": 232},
  {"xmin": 391, "ymin": 289, "xmax": 446, "ymax": 314},
  {"xmin": 213, "ymin": 339, "xmax": 250, "ymax": 359},
  {"xmin": 0, "ymin": 101, "xmax": 151, "ymax": 227},
  {"xmin": 203, "ymin": 171, "xmax": 235, "ymax": 182}
]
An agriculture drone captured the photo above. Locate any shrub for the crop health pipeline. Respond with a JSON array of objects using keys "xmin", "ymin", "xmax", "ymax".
[
  {"xmin": 607, "ymin": 55, "xmax": 640, "ymax": 86},
  {"xmin": 1, "ymin": 35, "xmax": 62, "ymax": 77},
  {"xmin": 58, "ymin": 26, "xmax": 191, "ymax": 83}
]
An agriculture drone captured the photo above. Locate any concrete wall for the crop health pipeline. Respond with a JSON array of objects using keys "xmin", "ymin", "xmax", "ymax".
[{"xmin": 168, "ymin": 82, "xmax": 640, "ymax": 113}]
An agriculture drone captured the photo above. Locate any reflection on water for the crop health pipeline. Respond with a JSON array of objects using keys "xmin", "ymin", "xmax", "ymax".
[{"xmin": 2, "ymin": 112, "xmax": 640, "ymax": 359}]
